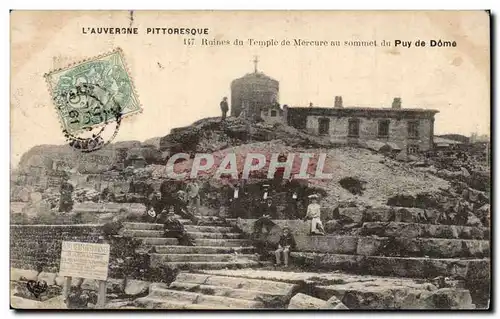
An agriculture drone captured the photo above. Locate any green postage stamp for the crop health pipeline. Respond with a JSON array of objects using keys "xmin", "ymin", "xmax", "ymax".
[{"xmin": 45, "ymin": 48, "xmax": 141, "ymax": 134}]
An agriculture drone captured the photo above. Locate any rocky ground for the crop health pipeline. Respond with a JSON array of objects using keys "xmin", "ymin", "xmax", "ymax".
[{"xmin": 10, "ymin": 267, "xmax": 477, "ymax": 310}]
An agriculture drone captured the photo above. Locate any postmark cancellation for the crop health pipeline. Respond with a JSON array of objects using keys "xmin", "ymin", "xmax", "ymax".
[{"xmin": 44, "ymin": 48, "xmax": 141, "ymax": 135}]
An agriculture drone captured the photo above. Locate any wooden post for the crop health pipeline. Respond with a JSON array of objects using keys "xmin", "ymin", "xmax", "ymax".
[
  {"xmin": 63, "ymin": 276, "xmax": 72, "ymax": 308},
  {"xmin": 97, "ymin": 280, "xmax": 106, "ymax": 308}
]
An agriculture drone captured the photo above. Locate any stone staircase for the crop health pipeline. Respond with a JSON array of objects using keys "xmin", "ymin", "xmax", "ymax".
[
  {"xmin": 122, "ymin": 216, "xmax": 269, "ymax": 271},
  {"xmin": 134, "ymin": 272, "xmax": 298, "ymax": 309},
  {"xmin": 285, "ymin": 207, "xmax": 490, "ymax": 279},
  {"xmin": 119, "ymin": 205, "xmax": 489, "ymax": 309},
  {"xmin": 225, "ymin": 206, "xmax": 490, "ymax": 308}
]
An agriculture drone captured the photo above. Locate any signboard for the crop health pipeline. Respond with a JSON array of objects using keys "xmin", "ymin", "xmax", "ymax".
[{"xmin": 59, "ymin": 241, "xmax": 110, "ymax": 281}]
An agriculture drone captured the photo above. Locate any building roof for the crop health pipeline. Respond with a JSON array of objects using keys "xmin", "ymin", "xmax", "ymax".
[
  {"xmin": 285, "ymin": 106, "xmax": 439, "ymax": 118},
  {"xmin": 232, "ymin": 71, "xmax": 278, "ymax": 83},
  {"xmin": 287, "ymin": 105, "xmax": 438, "ymax": 113},
  {"xmin": 434, "ymin": 137, "xmax": 464, "ymax": 145}
]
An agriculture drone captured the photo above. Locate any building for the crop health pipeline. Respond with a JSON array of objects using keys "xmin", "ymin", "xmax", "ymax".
[
  {"xmin": 284, "ymin": 97, "xmax": 439, "ymax": 155},
  {"xmin": 433, "ymin": 137, "xmax": 464, "ymax": 150},
  {"xmin": 230, "ymin": 57, "xmax": 280, "ymax": 119},
  {"xmin": 260, "ymin": 102, "xmax": 284, "ymax": 124}
]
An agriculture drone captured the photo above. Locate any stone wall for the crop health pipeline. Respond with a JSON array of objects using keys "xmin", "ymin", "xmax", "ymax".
[
  {"xmin": 10, "ymin": 225, "xmax": 104, "ymax": 272},
  {"xmin": 10, "ymin": 224, "xmax": 178, "ymax": 284},
  {"xmin": 305, "ymin": 116, "xmax": 433, "ymax": 153}
]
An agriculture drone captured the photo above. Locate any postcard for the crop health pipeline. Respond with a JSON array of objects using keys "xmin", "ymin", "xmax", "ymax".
[{"xmin": 10, "ymin": 10, "xmax": 490, "ymax": 310}]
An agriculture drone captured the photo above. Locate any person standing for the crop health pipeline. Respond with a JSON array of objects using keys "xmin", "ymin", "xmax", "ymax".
[
  {"xmin": 220, "ymin": 97, "xmax": 229, "ymax": 121},
  {"xmin": 186, "ymin": 179, "xmax": 201, "ymax": 215},
  {"xmin": 228, "ymin": 180, "xmax": 245, "ymax": 218},
  {"xmin": 304, "ymin": 194, "xmax": 325, "ymax": 235},
  {"xmin": 58, "ymin": 174, "xmax": 74, "ymax": 213}
]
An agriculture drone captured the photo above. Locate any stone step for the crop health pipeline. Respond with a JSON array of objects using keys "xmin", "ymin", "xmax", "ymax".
[
  {"xmin": 184, "ymin": 225, "xmax": 235, "ymax": 233},
  {"xmin": 193, "ymin": 238, "xmax": 254, "ymax": 247},
  {"xmin": 361, "ymin": 222, "xmax": 489, "ymax": 240},
  {"xmin": 364, "ymin": 206, "xmax": 437, "ymax": 224},
  {"xmin": 357, "ymin": 237, "xmax": 490, "ymax": 258},
  {"xmin": 125, "ymin": 229, "xmax": 243, "ymax": 239},
  {"xmin": 148, "ymin": 284, "xmax": 264, "ymax": 308},
  {"xmin": 123, "ymin": 222, "xmax": 163, "ymax": 230},
  {"xmin": 138, "ymin": 237, "xmax": 253, "ymax": 247},
  {"xmin": 150, "ymin": 253, "xmax": 260, "ymax": 263},
  {"xmin": 187, "ymin": 231, "xmax": 242, "ymax": 239},
  {"xmin": 150, "ymin": 245, "xmax": 255, "ymax": 255},
  {"xmin": 291, "ymin": 252, "xmax": 490, "ymax": 279},
  {"xmin": 168, "ymin": 282, "xmax": 289, "ymax": 303},
  {"xmin": 174, "ymin": 272, "xmax": 297, "ymax": 295},
  {"xmin": 137, "ymin": 237, "xmax": 179, "ymax": 246},
  {"xmin": 277, "ymin": 234, "xmax": 489, "ymax": 258},
  {"xmin": 313, "ymin": 285, "xmax": 475, "ymax": 309},
  {"xmin": 123, "ymin": 229, "xmax": 164, "ymax": 238},
  {"xmin": 150, "ymin": 259, "xmax": 271, "ymax": 270},
  {"xmin": 134, "ymin": 296, "xmax": 234, "ymax": 309}
]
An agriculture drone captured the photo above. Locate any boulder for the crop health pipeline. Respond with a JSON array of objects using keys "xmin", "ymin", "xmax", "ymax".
[
  {"xmin": 107, "ymin": 278, "xmax": 126, "ymax": 294},
  {"xmin": 466, "ymin": 213, "xmax": 483, "ymax": 227},
  {"xmin": 37, "ymin": 272, "xmax": 57, "ymax": 286},
  {"xmin": 125, "ymin": 279, "xmax": 150, "ymax": 296},
  {"xmin": 424, "ymin": 288, "xmax": 475, "ymax": 309},
  {"xmin": 364, "ymin": 206, "xmax": 395, "ymax": 222},
  {"xmin": 288, "ymin": 293, "xmax": 327, "ymax": 309},
  {"xmin": 324, "ymin": 219, "xmax": 342, "ymax": 233},
  {"xmin": 356, "ymin": 237, "xmax": 387, "ymax": 256},
  {"xmin": 338, "ymin": 207, "xmax": 364, "ymax": 225},
  {"xmin": 325, "ymin": 295, "xmax": 349, "ymax": 309},
  {"xmin": 54, "ymin": 275, "xmax": 67, "ymax": 287},
  {"xmin": 395, "ymin": 207, "xmax": 426, "ymax": 222}
]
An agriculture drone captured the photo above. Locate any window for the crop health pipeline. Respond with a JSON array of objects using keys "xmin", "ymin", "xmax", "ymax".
[
  {"xmin": 318, "ymin": 118, "xmax": 330, "ymax": 135},
  {"xmin": 348, "ymin": 118, "xmax": 360, "ymax": 137},
  {"xmin": 378, "ymin": 119, "xmax": 390, "ymax": 137},
  {"xmin": 270, "ymin": 110, "xmax": 277, "ymax": 117},
  {"xmin": 408, "ymin": 121, "xmax": 420, "ymax": 138},
  {"xmin": 408, "ymin": 145, "xmax": 419, "ymax": 154}
]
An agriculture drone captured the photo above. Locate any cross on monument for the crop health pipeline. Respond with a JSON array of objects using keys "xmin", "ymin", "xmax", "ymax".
[{"xmin": 253, "ymin": 55, "xmax": 259, "ymax": 73}]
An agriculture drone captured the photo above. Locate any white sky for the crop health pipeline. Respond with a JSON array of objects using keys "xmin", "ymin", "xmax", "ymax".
[{"xmin": 10, "ymin": 11, "xmax": 490, "ymax": 167}]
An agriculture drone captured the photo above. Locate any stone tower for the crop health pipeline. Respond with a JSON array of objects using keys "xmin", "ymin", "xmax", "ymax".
[{"xmin": 230, "ymin": 57, "xmax": 279, "ymax": 118}]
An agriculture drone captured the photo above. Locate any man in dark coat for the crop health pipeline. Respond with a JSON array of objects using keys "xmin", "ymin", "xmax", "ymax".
[
  {"xmin": 253, "ymin": 198, "xmax": 278, "ymax": 235},
  {"xmin": 228, "ymin": 180, "xmax": 247, "ymax": 218},
  {"xmin": 58, "ymin": 175, "xmax": 74, "ymax": 213},
  {"xmin": 220, "ymin": 97, "xmax": 229, "ymax": 121}
]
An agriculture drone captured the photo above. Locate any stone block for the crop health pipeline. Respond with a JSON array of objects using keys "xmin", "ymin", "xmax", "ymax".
[
  {"xmin": 325, "ymin": 295, "xmax": 349, "ymax": 309},
  {"xmin": 125, "ymin": 279, "xmax": 150, "ymax": 295},
  {"xmin": 338, "ymin": 207, "xmax": 364, "ymax": 224},
  {"xmin": 288, "ymin": 293, "xmax": 327, "ymax": 309},
  {"xmin": 37, "ymin": 272, "xmax": 57, "ymax": 286}
]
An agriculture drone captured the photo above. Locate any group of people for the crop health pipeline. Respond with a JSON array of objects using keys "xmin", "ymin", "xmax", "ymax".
[
  {"xmin": 135, "ymin": 176, "xmax": 328, "ymax": 265},
  {"xmin": 143, "ymin": 179, "xmax": 200, "ymax": 222},
  {"xmin": 270, "ymin": 194, "xmax": 326, "ymax": 268}
]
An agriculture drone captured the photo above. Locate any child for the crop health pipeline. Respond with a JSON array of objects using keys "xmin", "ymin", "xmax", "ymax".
[
  {"xmin": 275, "ymin": 226, "xmax": 297, "ymax": 267},
  {"xmin": 304, "ymin": 194, "xmax": 325, "ymax": 235}
]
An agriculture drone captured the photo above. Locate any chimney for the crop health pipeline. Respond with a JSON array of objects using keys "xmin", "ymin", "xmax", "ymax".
[
  {"xmin": 392, "ymin": 97, "xmax": 402, "ymax": 109},
  {"xmin": 334, "ymin": 96, "xmax": 343, "ymax": 108}
]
